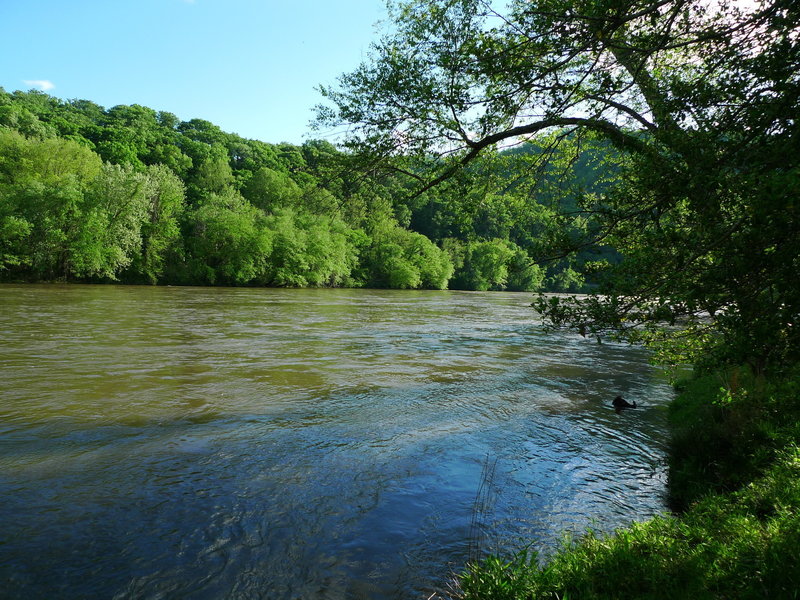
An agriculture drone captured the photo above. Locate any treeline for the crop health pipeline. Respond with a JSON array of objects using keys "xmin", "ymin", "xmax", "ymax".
[{"xmin": 0, "ymin": 88, "xmax": 614, "ymax": 290}]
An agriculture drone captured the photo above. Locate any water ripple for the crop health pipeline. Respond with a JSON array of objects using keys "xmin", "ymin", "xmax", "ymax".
[{"xmin": 0, "ymin": 285, "xmax": 673, "ymax": 599}]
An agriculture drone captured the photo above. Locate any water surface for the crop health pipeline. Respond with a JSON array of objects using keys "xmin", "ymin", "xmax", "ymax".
[{"xmin": 0, "ymin": 285, "xmax": 673, "ymax": 599}]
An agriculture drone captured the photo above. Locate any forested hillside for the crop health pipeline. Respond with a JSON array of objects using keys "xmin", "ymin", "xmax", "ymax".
[{"xmin": 0, "ymin": 88, "xmax": 615, "ymax": 290}]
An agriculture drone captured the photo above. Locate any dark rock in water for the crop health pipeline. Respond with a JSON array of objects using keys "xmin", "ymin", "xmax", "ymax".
[{"xmin": 613, "ymin": 395, "xmax": 637, "ymax": 411}]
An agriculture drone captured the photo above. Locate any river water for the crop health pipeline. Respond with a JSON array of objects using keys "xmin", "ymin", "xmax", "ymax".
[{"xmin": 0, "ymin": 284, "xmax": 673, "ymax": 599}]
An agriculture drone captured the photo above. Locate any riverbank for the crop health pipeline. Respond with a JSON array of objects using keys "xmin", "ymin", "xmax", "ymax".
[{"xmin": 451, "ymin": 367, "xmax": 800, "ymax": 599}]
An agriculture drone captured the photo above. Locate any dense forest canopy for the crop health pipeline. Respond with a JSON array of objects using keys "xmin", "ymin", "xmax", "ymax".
[
  {"xmin": 316, "ymin": 0, "xmax": 800, "ymax": 373},
  {"xmin": 0, "ymin": 86, "xmax": 616, "ymax": 293}
]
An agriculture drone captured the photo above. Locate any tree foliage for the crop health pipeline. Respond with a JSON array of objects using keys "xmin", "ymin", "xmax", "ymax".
[
  {"xmin": 1, "ymin": 74, "xmax": 634, "ymax": 295},
  {"xmin": 317, "ymin": 0, "xmax": 800, "ymax": 372},
  {"xmin": 0, "ymin": 88, "xmax": 458, "ymax": 289}
]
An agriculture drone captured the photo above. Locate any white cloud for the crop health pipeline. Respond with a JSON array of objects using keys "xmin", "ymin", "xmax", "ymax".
[{"xmin": 23, "ymin": 80, "xmax": 55, "ymax": 92}]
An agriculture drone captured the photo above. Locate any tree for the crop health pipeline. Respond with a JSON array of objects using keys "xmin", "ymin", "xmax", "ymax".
[
  {"xmin": 185, "ymin": 189, "xmax": 272, "ymax": 285},
  {"xmin": 131, "ymin": 164, "xmax": 187, "ymax": 284},
  {"xmin": 449, "ymin": 238, "xmax": 515, "ymax": 291},
  {"xmin": 79, "ymin": 163, "xmax": 149, "ymax": 279},
  {"xmin": 263, "ymin": 208, "xmax": 362, "ymax": 287},
  {"xmin": 241, "ymin": 167, "xmax": 302, "ymax": 212},
  {"xmin": 0, "ymin": 130, "xmax": 107, "ymax": 280},
  {"xmin": 0, "ymin": 103, "xmax": 53, "ymax": 139},
  {"xmin": 363, "ymin": 218, "xmax": 454, "ymax": 289},
  {"xmin": 317, "ymin": 0, "xmax": 800, "ymax": 373},
  {"xmin": 191, "ymin": 153, "xmax": 235, "ymax": 197}
]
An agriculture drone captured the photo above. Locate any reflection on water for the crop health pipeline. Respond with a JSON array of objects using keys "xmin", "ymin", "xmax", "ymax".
[{"xmin": 0, "ymin": 285, "xmax": 673, "ymax": 599}]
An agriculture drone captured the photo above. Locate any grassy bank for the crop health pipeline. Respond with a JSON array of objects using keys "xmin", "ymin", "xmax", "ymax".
[{"xmin": 449, "ymin": 368, "xmax": 800, "ymax": 599}]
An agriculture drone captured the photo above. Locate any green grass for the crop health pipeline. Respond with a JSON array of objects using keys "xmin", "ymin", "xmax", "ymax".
[
  {"xmin": 669, "ymin": 367, "xmax": 800, "ymax": 510},
  {"xmin": 449, "ymin": 368, "xmax": 800, "ymax": 599}
]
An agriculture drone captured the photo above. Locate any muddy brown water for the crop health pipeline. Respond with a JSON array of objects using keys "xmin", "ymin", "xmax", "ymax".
[{"xmin": 0, "ymin": 284, "xmax": 672, "ymax": 599}]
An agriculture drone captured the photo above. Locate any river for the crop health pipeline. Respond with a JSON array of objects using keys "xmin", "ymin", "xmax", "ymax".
[{"xmin": 0, "ymin": 284, "xmax": 673, "ymax": 599}]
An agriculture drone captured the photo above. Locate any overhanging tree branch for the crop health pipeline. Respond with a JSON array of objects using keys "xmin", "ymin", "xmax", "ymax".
[{"xmin": 414, "ymin": 116, "xmax": 653, "ymax": 197}]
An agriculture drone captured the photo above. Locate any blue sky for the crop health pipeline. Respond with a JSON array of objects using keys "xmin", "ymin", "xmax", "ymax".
[{"xmin": 0, "ymin": 0, "xmax": 387, "ymax": 145}]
